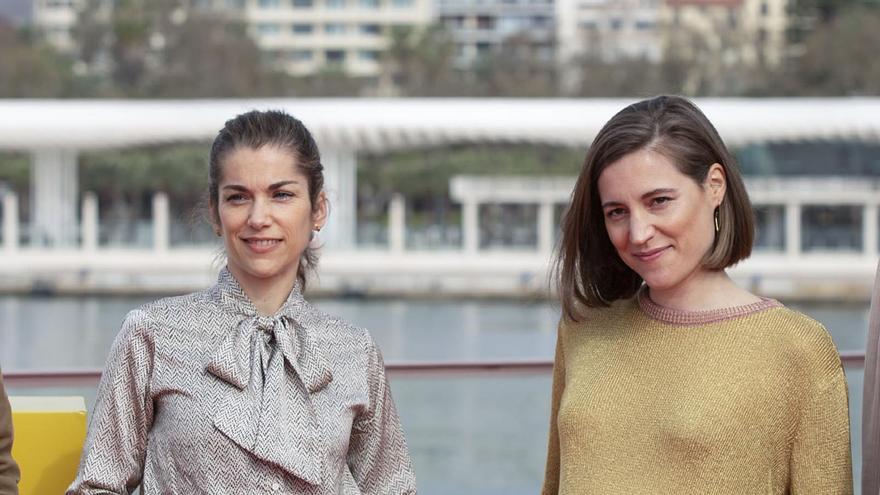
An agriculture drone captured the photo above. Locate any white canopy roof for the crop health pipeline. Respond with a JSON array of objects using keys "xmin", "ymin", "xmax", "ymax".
[{"xmin": 1, "ymin": 97, "xmax": 878, "ymax": 151}]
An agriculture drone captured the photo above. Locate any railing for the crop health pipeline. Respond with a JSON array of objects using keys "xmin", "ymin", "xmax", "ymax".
[{"xmin": 2, "ymin": 352, "xmax": 866, "ymax": 388}]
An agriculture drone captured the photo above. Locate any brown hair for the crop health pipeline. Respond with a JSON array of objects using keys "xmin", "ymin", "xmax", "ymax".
[
  {"xmin": 209, "ymin": 109, "xmax": 325, "ymax": 289},
  {"xmin": 556, "ymin": 95, "xmax": 754, "ymax": 321}
]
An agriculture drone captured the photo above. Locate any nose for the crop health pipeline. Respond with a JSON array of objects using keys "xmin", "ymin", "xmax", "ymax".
[
  {"xmin": 628, "ymin": 211, "xmax": 655, "ymax": 245},
  {"xmin": 247, "ymin": 197, "xmax": 271, "ymax": 229}
]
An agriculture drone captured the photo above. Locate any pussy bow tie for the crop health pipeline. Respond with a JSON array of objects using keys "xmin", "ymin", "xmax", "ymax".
[{"xmin": 206, "ymin": 299, "xmax": 334, "ymax": 485}]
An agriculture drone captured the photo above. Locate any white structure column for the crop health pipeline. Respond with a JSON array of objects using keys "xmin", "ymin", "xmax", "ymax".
[
  {"xmin": 388, "ymin": 193, "xmax": 406, "ymax": 253},
  {"xmin": 2, "ymin": 191, "xmax": 18, "ymax": 253},
  {"xmin": 463, "ymin": 200, "xmax": 479, "ymax": 255},
  {"xmin": 81, "ymin": 192, "xmax": 98, "ymax": 252},
  {"xmin": 538, "ymin": 201, "xmax": 555, "ymax": 254},
  {"xmin": 31, "ymin": 149, "xmax": 78, "ymax": 246},
  {"xmin": 864, "ymin": 203, "xmax": 879, "ymax": 256},
  {"xmin": 322, "ymin": 148, "xmax": 357, "ymax": 250},
  {"xmin": 785, "ymin": 201, "xmax": 801, "ymax": 257},
  {"xmin": 152, "ymin": 192, "xmax": 169, "ymax": 252}
]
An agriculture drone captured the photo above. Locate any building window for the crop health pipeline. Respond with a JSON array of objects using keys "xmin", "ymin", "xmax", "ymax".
[
  {"xmin": 358, "ymin": 49, "xmax": 380, "ymax": 61},
  {"xmin": 256, "ymin": 23, "xmax": 281, "ymax": 35},
  {"xmin": 476, "ymin": 15, "xmax": 494, "ymax": 30},
  {"xmin": 225, "ymin": 0, "xmax": 246, "ymax": 8},
  {"xmin": 326, "ymin": 0, "xmax": 346, "ymax": 7},
  {"xmin": 325, "ymin": 23, "xmax": 346, "ymax": 34},
  {"xmin": 760, "ymin": 1, "xmax": 769, "ymax": 15},
  {"xmin": 292, "ymin": 0, "xmax": 314, "ymax": 7},
  {"xmin": 610, "ymin": 18, "xmax": 623, "ymax": 30},
  {"xmin": 325, "ymin": 50, "xmax": 346, "ymax": 66},
  {"xmin": 392, "ymin": 0, "xmax": 414, "ymax": 7},
  {"xmin": 579, "ymin": 20, "xmax": 598, "ymax": 31},
  {"xmin": 290, "ymin": 50, "xmax": 314, "ymax": 61},
  {"xmin": 359, "ymin": 0, "xmax": 381, "ymax": 7},
  {"xmin": 634, "ymin": 20, "xmax": 655, "ymax": 30},
  {"xmin": 258, "ymin": 0, "xmax": 280, "ymax": 7},
  {"xmin": 360, "ymin": 24, "xmax": 382, "ymax": 35},
  {"xmin": 802, "ymin": 206, "xmax": 863, "ymax": 252},
  {"xmin": 292, "ymin": 23, "xmax": 314, "ymax": 34}
]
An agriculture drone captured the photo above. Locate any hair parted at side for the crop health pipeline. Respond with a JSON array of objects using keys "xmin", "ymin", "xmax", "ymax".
[
  {"xmin": 555, "ymin": 95, "xmax": 755, "ymax": 322},
  {"xmin": 208, "ymin": 109, "xmax": 325, "ymax": 289}
]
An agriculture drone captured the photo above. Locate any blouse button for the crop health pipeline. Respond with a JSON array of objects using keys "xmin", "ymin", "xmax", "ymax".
[{"xmin": 271, "ymin": 482, "xmax": 281, "ymax": 491}]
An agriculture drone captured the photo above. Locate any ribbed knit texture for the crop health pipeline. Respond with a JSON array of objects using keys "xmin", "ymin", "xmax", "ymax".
[{"xmin": 542, "ymin": 293, "xmax": 853, "ymax": 495}]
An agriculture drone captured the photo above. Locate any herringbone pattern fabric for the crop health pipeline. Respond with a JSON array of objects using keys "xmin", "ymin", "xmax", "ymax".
[{"xmin": 68, "ymin": 268, "xmax": 417, "ymax": 495}]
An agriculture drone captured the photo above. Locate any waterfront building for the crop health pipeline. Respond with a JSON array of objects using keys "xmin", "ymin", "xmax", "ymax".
[
  {"xmin": 556, "ymin": 0, "xmax": 663, "ymax": 64},
  {"xmin": 20, "ymin": 0, "xmax": 433, "ymax": 79},
  {"xmin": 435, "ymin": 0, "xmax": 555, "ymax": 67},
  {"xmin": 29, "ymin": 0, "xmax": 82, "ymax": 52},
  {"xmin": 659, "ymin": 0, "xmax": 787, "ymax": 67},
  {"xmin": 235, "ymin": 0, "xmax": 433, "ymax": 78}
]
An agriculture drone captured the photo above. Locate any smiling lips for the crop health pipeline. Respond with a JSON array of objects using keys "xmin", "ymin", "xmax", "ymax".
[
  {"xmin": 632, "ymin": 246, "xmax": 669, "ymax": 262},
  {"xmin": 242, "ymin": 237, "xmax": 282, "ymax": 254}
]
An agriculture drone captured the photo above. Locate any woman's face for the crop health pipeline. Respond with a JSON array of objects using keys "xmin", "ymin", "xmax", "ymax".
[
  {"xmin": 214, "ymin": 145, "xmax": 326, "ymax": 292},
  {"xmin": 597, "ymin": 149, "xmax": 725, "ymax": 296}
]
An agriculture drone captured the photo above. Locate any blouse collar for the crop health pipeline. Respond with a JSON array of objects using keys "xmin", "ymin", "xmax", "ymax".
[{"xmin": 204, "ymin": 267, "xmax": 334, "ymax": 484}]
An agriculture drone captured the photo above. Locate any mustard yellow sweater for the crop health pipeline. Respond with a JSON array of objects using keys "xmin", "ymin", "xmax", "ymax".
[{"xmin": 542, "ymin": 292, "xmax": 852, "ymax": 495}]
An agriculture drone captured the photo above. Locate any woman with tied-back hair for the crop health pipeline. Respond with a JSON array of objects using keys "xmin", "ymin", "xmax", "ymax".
[
  {"xmin": 542, "ymin": 95, "xmax": 852, "ymax": 494},
  {"xmin": 68, "ymin": 110, "xmax": 417, "ymax": 494}
]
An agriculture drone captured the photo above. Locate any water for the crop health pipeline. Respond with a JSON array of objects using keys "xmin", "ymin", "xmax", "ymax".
[{"xmin": 0, "ymin": 295, "xmax": 868, "ymax": 494}]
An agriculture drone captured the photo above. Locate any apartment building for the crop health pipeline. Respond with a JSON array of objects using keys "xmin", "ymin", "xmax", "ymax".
[
  {"xmin": 31, "ymin": 0, "xmax": 82, "ymax": 52},
  {"xmin": 436, "ymin": 0, "xmax": 555, "ymax": 67},
  {"xmin": 556, "ymin": 0, "xmax": 662, "ymax": 65},
  {"xmin": 661, "ymin": 0, "xmax": 787, "ymax": 66},
  {"xmin": 241, "ymin": 0, "xmax": 433, "ymax": 77}
]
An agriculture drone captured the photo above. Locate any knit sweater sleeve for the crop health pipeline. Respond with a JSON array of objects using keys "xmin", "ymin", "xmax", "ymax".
[
  {"xmin": 541, "ymin": 322, "xmax": 566, "ymax": 495},
  {"xmin": 790, "ymin": 352, "xmax": 853, "ymax": 494},
  {"xmin": 0, "ymin": 373, "xmax": 19, "ymax": 495}
]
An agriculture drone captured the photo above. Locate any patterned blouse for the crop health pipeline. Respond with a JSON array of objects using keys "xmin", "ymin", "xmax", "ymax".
[{"xmin": 68, "ymin": 268, "xmax": 417, "ymax": 494}]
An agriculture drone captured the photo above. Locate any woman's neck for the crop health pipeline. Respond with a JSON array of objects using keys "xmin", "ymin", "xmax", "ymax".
[{"xmin": 647, "ymin": 270, "xmax": 761, "ymax": 312}]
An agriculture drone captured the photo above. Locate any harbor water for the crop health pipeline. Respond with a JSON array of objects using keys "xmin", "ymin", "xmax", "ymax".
[{"xmin": 0, "ymin": 295, "xmax": 868, "ymax": 494}]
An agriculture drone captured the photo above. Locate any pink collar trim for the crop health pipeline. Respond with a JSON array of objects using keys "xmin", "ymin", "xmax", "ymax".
[{"xmin": 637, "ymin": 286, "xmax": 782, "ymax": 326}]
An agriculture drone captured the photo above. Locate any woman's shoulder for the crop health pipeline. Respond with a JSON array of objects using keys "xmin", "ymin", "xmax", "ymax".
[
  {"xmin": 302, "ymin": 303, "xmax": 374, "ymax": 350},
  {"xmin": 117, "ymin": 290, "xmax": 215, "ymax": 339},
  {"xmin": 755, "ymin": 305, "xmax": 843, "ymax": 380}
]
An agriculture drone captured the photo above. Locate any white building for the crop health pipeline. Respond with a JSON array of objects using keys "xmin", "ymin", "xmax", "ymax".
[
  {"xmin": 26, "ymin": 0, "xmax": 433, "ymax": 78},
  {"xmin": 556, "ymin": 0, "xmax": 663, "ymax": 65},
  {"xmin": 240, "ymin": 0, "xmax": 433, "ymax": 77},
  {"xmin": 660, "ymin": 0, "xmax": 788, "ymax": 67},
  {"xmin": 436, "ymin": 0, "xmax": 555, "ymax": 67},
  {"xmin": 30, "ymin": 0, "xmax": 82, "ymax": 52}
]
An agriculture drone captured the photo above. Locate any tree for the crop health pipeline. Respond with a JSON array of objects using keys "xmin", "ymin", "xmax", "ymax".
[
  {"xmin": 72, "ymin": 0, "xmax": 295, "ymax": 97},
  {"xmin": 777, "ymin": 6, "xmax": 880, "ymax": 95},
  {"xmin": 469, "ymin": 34, "xmax": 558, "ymax": 97},
  {"xmin": 379, "ymin": 24, "xmax": 460, "ymax": 96},
  {"xmin": 0, "ymin": 20, "xmax": 78, "ymax": 97}
]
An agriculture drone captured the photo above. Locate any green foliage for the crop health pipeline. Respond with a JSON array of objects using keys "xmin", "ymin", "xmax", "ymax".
[
  {"xmin": 80, "ymin": 143, "xmax": 210, "ymax": 220},
  {"xmin": 0, "ymin": 153, "xmax": 30, "ymax": 195},
  {"xmin": 359, "ymin": 144, "xmax": 583, "ymax": 198},
  {"xmin": 0, "ymin": 22, "xmax": 81, "ymax": 97}
]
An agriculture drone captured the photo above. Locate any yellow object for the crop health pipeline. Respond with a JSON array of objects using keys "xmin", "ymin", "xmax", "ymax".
[{"xmin": 9, "ymin": 397, "xmax": 86, "ymax": 495}]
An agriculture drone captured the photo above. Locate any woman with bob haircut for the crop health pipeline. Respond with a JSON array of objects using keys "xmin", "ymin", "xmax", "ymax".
[
  {"xmin": 69, "ymin": 110, "xmax": 416, "ymax": 494},
  {"xmin": 542, "ymin": 95, "xmax": 852, "ymax": 494}
]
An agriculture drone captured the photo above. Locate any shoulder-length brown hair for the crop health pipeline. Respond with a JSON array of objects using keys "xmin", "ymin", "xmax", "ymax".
[{"xmin": 555, "ymin": 95, "xmax": 755, "ymax": 321}]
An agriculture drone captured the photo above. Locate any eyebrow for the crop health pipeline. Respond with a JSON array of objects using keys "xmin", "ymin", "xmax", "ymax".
[
  {"xmin": 221, "ymin": 180, "xmax": 300, "ymax": 191},
  {"xmin": 601, "ymin": 188, "xmax": 677, "ymax": 208}
]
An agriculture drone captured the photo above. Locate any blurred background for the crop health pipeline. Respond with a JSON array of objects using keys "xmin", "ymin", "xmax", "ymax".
[{"xmin": 1, "ymin": 0, "xmax": 879, "ymax": 493}]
